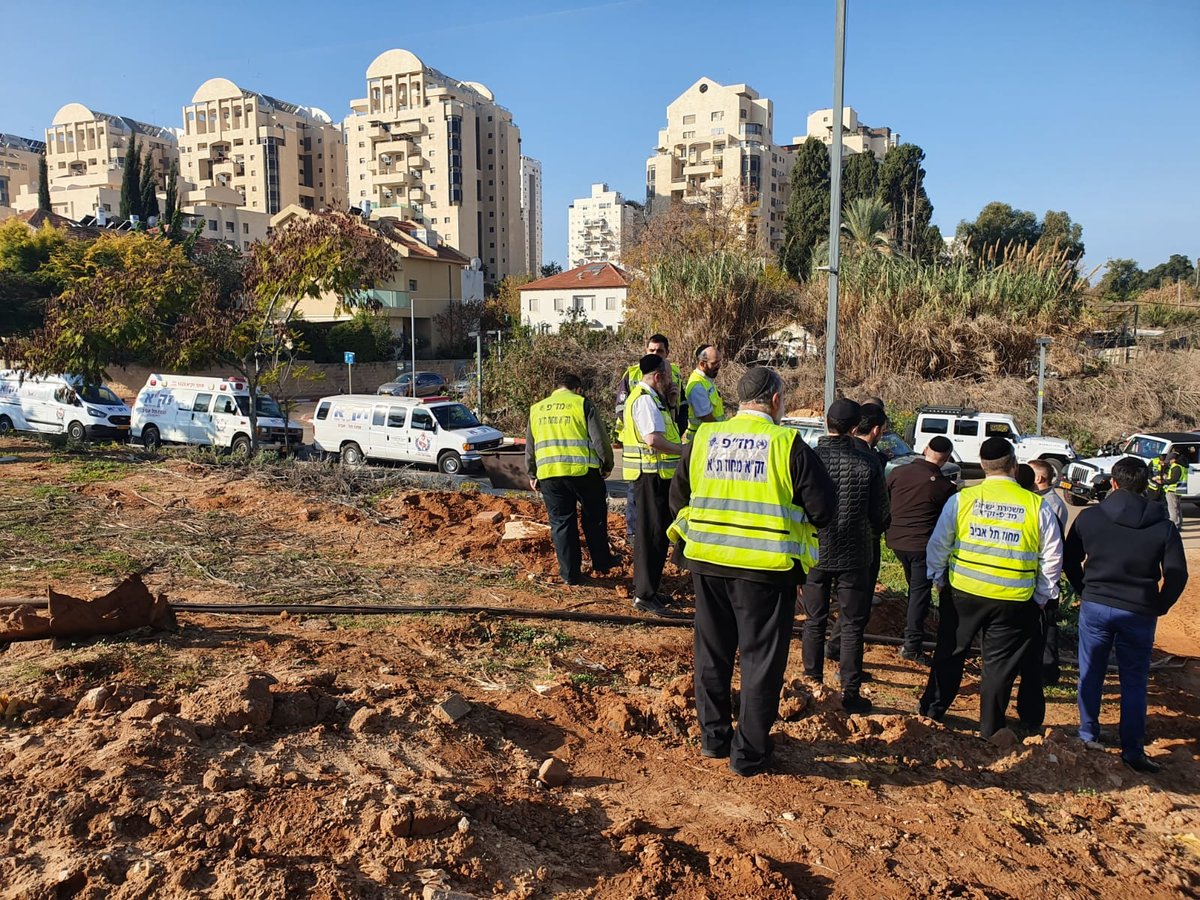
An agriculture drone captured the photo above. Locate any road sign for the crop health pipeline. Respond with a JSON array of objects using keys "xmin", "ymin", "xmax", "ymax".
[{"xmin": 344, "ymin": 351, "xmax": 356, "ymax": 365}]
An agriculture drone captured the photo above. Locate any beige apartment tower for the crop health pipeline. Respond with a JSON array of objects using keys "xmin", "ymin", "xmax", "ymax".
[
  {"xmin": 179, "ymin": 78, "xmax": 346, "ymax": 216},
  {"xmin": 0, "ymin": 134, "xmax": 45, "ymax": 212},
  {"xmin": 798, "ymin": 107, "xmax": 898, "ymax": 160},
  {"xmin": 645, "ymin": 78, "xmax": 794, "ymax": 251},
  {"xmin": 345, "ymin": 48, "xmax": 526, "ymax": 286},
  {"xmin": 567, "ymin": 183, "xmax": 640, "ymax": 268}
]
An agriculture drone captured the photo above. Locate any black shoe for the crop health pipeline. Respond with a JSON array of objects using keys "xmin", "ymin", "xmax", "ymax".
[
  {"xmin": 701, "ymin": 745, "xmax": 730, "ymax": 759},
  {"xmin": 592, "ymin": 556, "xmax": 623, "ymax": 575},
  {"xmin": 858, "ymin": 671, "xmax": 874, "ymax": 683},
  {"xmin": 900, "ymin": 648, "xmax": 932, "ymax": 666},
  {"xmin": 1123, "ymin": 755, "xmax": 1162, "ymax": 775},
  {"xmin": 633, "ymin": 595, "xmax": 672, "ymax": 617},
  {"xmin": 842, "ymin": 693, "xmax": 872, "ymax": 714}
]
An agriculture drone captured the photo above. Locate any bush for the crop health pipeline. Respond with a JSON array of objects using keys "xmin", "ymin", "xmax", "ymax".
[{"xmin": 326, "ymin": 311, "xmax": 396, "ymax": 363}]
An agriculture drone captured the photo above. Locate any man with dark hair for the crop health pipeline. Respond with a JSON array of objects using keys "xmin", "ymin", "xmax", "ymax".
[
  {"xmin": 683, "ymin": 344, "xmax": 724, "ymax": 442},
  {"xmin": 886, "ymin": 434, "xmax": 956, "ymax": 663},
  {"xmin": 1016, "ymin": 463, "xmax": 1037, "ymax": 491},
  {"xmin": 618, "ymin": 352, "xmax": 683, "ymax": 616},
  {"xmin": 852, "ymin": 401, "xmax": 890, "ymax": 605},
  {"xmin": 920, "ymin": 437, "xmax": 1063, "ymax": 739},
  {"xmin": 670, "ymin": 367, "xmax": 836, "ymax": 775},
  {"xmin": 1162, "ymin": 451, "xmax": 1186, "ymax": 530},
  {"xmin": 1066, "ymin": 455, "xmax": 1187, "ymax": 774},
  {"xmin": 527, "ymin": 373, "xmax": 617, "ymax": 586},
  {"xmin": 801, "ymin": 398, "xmax": 889, "ymax": 713}
]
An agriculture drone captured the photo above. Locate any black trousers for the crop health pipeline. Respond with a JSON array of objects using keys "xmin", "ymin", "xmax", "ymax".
[
  {"xmin": 1015, "ymin": 595, "xmax": 1060, "ymax": 726},
  {"xmin": 828, "ymin": 539, "xmax": 880, "ymax": 647},
  {"xmin": 540, "ymin": 470, "xmax": 615, "ymax": 583},
  {"xmin": 632, "ymin": 473, "xmax": 671, "ymax": 600},
  {"xmin": 920, "ymin": 587, "xmax": 1040, "ymax": 739},
  {"xmin": 894, "ymin": 549, "xmax": 933, "ymax": 653},
  {"xmin": 801, "ymin": 566, "xmax": 872, "ymax": 693},
  {"xmin": 693, "ymin": 572, "xmax": 793, "ymax": 775}
]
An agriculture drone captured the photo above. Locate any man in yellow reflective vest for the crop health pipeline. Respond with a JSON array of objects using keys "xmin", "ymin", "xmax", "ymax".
[
  {"xmin": 1162, "ymin": 451, "xmax": 1186, "ymax": 530},
  {"xmin": 619, "ymin": 353, "xmax": 683, "ymax": 616},
  {"xmin": 683, "ymin": 344, "xmax": 725, "ymax": 443},
  {"xmin": 920, "ymin": 437, "xmax": 1064, "ymax": 739},
  {"xmin": 526, "ymin": 373, "xmax": 618, "ymax": 585},
  {"xmin": 669, "ymin": 367, "xmax": 836, "ymax": 776}
]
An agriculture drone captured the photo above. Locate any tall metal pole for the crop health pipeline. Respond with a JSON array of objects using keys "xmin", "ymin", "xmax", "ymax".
[
  {"xmin": 1035, "ymin": 338, "xmax": 1050, "ymax": 436},
  {"xmin": 475, "ymin": 331, "xmax": 483, "ymax": 417},
  {"xmin": 823, "ymin": 0, "xmax": 848, "ymax": 414},
  {"xmin": 410, "ymin": 293, "xmax": 417, "ymax": 397}
]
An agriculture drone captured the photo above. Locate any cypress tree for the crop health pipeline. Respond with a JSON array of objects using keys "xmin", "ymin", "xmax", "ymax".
[
  {"xmin": 780, "ymin": 138, "xmax": 830, "ymax": 281},
  {"xmin": 120, "ymin": 136, "xmax": 142, "ymax": 221},
  {"xmin": 163, "ymin": 159, "xmax": 178, "ymax": 223},
  {"xmin": 139, "ymin": 151, "xmax": 159, "ymax": 223},
  {"xmin": 37, "ymin": 154, "xmax": 51, "ymax": 211}
]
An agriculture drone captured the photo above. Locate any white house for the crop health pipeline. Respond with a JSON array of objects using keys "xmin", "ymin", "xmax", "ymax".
[{"xmin": 518, "ymin": 262, "xmax": 631, "ymax": 332}]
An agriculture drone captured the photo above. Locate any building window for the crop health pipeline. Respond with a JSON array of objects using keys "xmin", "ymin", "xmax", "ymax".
[
  {"xmin": 225, "ymin": 222, "xmax": 235, "ymax": 233},
  {"xmin": 606, "ymin": 296, "xmax": 617, "ymax": 310},
  {"xmin": 682, "ymin": 131, "xmax": 695, "ymax": 139},
  {"xmin": 208, "ymin": 220, "xmax": 217, "ymax": 231},
  {"xmin": 528, "ymin": 297, "xmax": 538, "ymax": 312},
  {"xmin": 682, "ymin": 114, "xmax": 695, "ymax": 125},
  {"xmin": 408, "ymin": 279, "xmax": 418, "ymax": 292},
  {"xmin": 711, "ymin": 111, "xmax": 724, "ymax": 122},
  {"xmin": 553, "ymin": 297, "xmax": 565, "ymax": 311}
]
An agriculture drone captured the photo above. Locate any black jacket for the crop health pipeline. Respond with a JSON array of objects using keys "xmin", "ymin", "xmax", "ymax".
[
  {"xmin": 1064, "ymin": 489, "xmax": 1188, "ymax": 617},
  {"xmin": 669, "ymin": 429, "xmax": 837, "ymax": 585},
  {"xmin": 813, "ymin": 434, "xmax": 889, "ymax": 571}
]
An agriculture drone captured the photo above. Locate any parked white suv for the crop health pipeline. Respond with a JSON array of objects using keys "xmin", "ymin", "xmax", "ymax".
[
  {"xmin": 1062, "ymin": 432, "xmax": 1200, "ymax": 506},
  {"xmin": 908, "ymin": 406, "xmax": 1076, "ymax": 473}
]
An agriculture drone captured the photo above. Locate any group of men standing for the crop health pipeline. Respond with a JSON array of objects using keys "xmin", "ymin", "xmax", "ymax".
[{"xmin": 525, "ymin": 336, "xmax": 1188, "ymax": 777}]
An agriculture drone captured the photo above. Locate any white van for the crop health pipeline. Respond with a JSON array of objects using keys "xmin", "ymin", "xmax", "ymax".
[
  {"xmin": 0, "ymin": 370, "xmax": 131, "ymax": 441},
  {"xmin": 312, "ymin": 394, "xmax": 504, "ymax": 474},
  {"xmin": 909, "ymin": 405, "xmax": 1076, "ymax": 473},
  {"xmin": 131, "ymin": 374, "xmax": 302, "ymax": 453}
]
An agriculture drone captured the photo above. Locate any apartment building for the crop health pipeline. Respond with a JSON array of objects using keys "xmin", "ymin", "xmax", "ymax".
[
  {"xmin": 520, "ymin": 156, "xmax": 543, "ymax": 275},
  {"xmin": 518, "ymin": 262, "xmax": 631, "ymax": 333},
  {"xmin": 179, "ymin": 77, "xmax": 346, "ymax": 216},
  {"xmin": 797, "ymin": 107, "xmax": 898, "ymax": 160},
  {"xmin": 567, "ymin": 183, "xmax": 641, "ymax": 268},
  {"xmin": 344, "ymin": 48, "xmax": 525, "ymax": 287},
  {"xmin": 0, "ymin": 134, "xmax": 45, "ymax": 213},
  {"xmin": 645, "ymin": 78, "xmax": 795, "ymax": 252}
]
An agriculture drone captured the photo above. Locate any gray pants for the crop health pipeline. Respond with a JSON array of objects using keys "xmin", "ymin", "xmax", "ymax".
[{"xmin": 1166, "ymin": 491, "xmax": 1183, "ymax": 530}]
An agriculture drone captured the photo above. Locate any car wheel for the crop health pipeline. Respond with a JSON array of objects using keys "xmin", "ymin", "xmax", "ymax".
[
  {"xmin": 340, "ymin": 442, "xmax": 364, "ymax": 467},
  {"xmin": 1063, "ymin": 490, "xmax": 1088, "ymax": 507},
  {"xmin": 141, "ymin": 425, "xmax": 161, "ymax": 452},
  {"xmin": 438, "ymin": 451, "xmax": 462, "ymax": 475},
  {"xmin": 67, "ymin": 420, "xmax": 86, "ymax": 442},
  {"xmin": 0, "ymin": 415, "xmax": 12, "ymax": 434},
  {"xmin": 231, "ymin": 434, "xmax": 252, "ymax": 457}
]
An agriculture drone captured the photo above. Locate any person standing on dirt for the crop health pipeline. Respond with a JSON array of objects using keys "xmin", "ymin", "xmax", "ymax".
[
  {"xmin": 617, "ymin": 335, "xmax": 682, "ymax": 541},
  {"xmin": 527, "ymin": 373, "xmax": 619, "ymax": 586},
  {"xmin": 885, "ymin": 435, "xmax": 956, "ymax": 665},
  {"xmin": 1148, "ymin": 454, "xmax": 1167, "ymax": 503},
  {"xmin": 683, "ymin": 344, "xmax": 725, "ymax": 443},
  {"xmin": 1162, "ymin": 451, "xmax": 1186, "ymax": 531},
  {"xmin": 619, "ymin": 353, "xmax": 683, "ymax": 616},
  {"xmin": 668, "ymin": 367, "xmax": 836, "ymax": 776},
  {"xmin": 1065, "ymin": 456, "xmax": 1187, "ymax": 774},
  {"xmin": 919, "ymin": 437, "xmax": 1063, "ymax": 740},
  {"xmin": 801, "ymin": 398, "xmax": 889, "ymax": 714}
]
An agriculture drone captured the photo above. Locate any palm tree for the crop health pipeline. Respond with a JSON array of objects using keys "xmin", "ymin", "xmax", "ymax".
[{"xmin": 840, "ymin": 197, "xmax": 893, "ymax": 256}]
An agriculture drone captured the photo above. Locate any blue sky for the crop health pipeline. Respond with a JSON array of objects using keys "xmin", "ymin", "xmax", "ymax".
[{"xmin": 4, "ymin": 0, "xmax": 1197, "ymax": 276}]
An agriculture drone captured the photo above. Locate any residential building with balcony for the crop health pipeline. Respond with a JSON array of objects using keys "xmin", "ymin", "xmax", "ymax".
[
  {"xmin": 518, "ymin": 262, "xmax": 631, "ymax": 333},
  {"xmin": 0, "ymin": 134, "xmax": 45, "ymax": 215},
  {"xmin": 179, "ymin": 78, "xmax": 346, "ymax": 216},
  {"xmin": 520, "ymin": 156, "xmax": 542, "ymax": 275},
  {"xmin": 796, "ymin": 107, "xmax": 898, "ymax": 160},
  {"xmin": 644, "ymin": 78, "xmax": 794, "ymax": 252},
  {"xmin": 567, "ymin": 183, "xmax": 641, "ymax": 268},
  {"xmin": 344, "ymin": 48, "xmax": 526, "ymax": 288}
]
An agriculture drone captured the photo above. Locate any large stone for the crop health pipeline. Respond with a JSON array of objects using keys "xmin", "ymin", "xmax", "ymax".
[
  {"xmin": 76, "ymin": 686, "xmax": 112, "ymax": 714},
  {"xmin": 502, "ymin": 520, "xmax": 549, "ymax": 541},
  {"xmin": 348, "ymin": 707, "xmax": 386, "ymax": 734},
  {"xmin": 179, "ymin": 673, "xmax": 275, "ymax": 731},
  {"xmin": 537, "ymin": 757, "xmax": 569, "ymax": 788},
  {"xmin": 123, "ymin": 699, "xmax": 166, "ymax": 721},
  {"xmin": 433, "ymin": 694, "xmax": 472, "ymax": 724},
  {"xmin": 988, "ymin": 727, "xmax": 1019, "ymax": 751},
  {"xmin": 474, "ymin": 510, "xmax": 504, "ymax": 525}
]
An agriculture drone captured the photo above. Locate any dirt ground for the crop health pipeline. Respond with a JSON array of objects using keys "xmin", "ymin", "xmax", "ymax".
[{"xmin": 1, "ymin": 436, "xmax": 1198, "ymax": 899}]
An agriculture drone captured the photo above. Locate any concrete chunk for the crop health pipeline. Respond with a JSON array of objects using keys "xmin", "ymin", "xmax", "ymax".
[{"xmin": 433, "ymin": 693, "xmax": 472, "ymax": 724}]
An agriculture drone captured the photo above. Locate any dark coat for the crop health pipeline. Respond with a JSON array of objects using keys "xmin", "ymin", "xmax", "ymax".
[{"xmin": 813, "ymin": 434, "xmax": 889, "ymax": 571}]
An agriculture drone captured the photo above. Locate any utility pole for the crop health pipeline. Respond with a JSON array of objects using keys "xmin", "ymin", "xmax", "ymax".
[
  {"xmin": 823, "ymin": 0, "xmax": 848, "ymax": 415},
  {"xmin": 1035, "ymin": 337, "xmax": 1051, "ymax": 436},
  {"xmin": 469, "ymin": 330, "xmax": 483, "ymax": 417}
]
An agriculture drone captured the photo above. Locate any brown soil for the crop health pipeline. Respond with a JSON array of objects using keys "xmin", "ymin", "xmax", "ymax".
[{"xmin": 1, "ymin": 436, "xmax": 1198, "ymax": 899}]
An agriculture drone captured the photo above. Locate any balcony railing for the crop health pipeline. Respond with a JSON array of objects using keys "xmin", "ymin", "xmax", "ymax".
[{"xmin": 359, "ymin": 288, "xmax": 412, "ymax": 310}]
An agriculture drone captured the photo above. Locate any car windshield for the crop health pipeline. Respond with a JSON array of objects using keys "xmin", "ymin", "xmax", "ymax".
[
  {"xmin": 431, "ymin": 404, "xmax": 480, "ymax": 430},
  {"xmin": 234, "ymin": 395, "xmax": 283, "ymax": 418},
  {"xmin": 876, "ymin": 432, "xmax": 914, "ymax": 460},
  {"xmin": 78, "ymin": 384, "xmax": 123, "ymax": 406}
]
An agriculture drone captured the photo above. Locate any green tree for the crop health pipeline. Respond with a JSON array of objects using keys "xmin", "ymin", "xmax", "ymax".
[
  {"xmin": 1037, "ymin": 210, "xmax": 1085, "ymax": 266},
  {"xmin": 841, "ymin": 197, "xmax": 892, "ymax": 255},
  {"xmin": 1139, "ymin": 254, "xmax": 1196, "ymax": 290},
  {"xmin": 1095, "ymin": 258, "xmax": 1143, "ymax": 301},
  {"xmin": 139, "ymin": 152, "xmax": 159, "ymax": 223},
  {"xmin": 162, "ymin": 159, "xmax": 183, "ymax": 242},
  {"xmin": 956, "ymin": 201, "xmax": 1043, "ymax": 263},
  {"xmin": 119, "ymin": 138, "xmax": 142, "ymax": 222},
  {"xmin": 539, "ymin": 261, "xmax": 563, "ymax": 278},
  {"xmin": 0, "ymin": 218, "xmax": 68, "ymax": 339},
  {"xmin": 780, "ymin": 137, "xmax": 830, "ymax": 280},
  {"xmin": 842, "ymin": 151, "xmax": 879, "ymax": 203},
  {"xmin": 37, "ymin": 155, "xmax": 50, "ymax": 212},
  {"xmin": 327, "ymin": 310, "xmax": 395, "ymax": 362},
  {"xmin": 877, "ymin": 144, "xmax": 935, "ymax": 260}
]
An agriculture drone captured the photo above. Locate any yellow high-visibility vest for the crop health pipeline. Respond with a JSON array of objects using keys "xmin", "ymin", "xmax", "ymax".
[
  {"xmin": 948, "ymin": 479, "xmax": 1042, "ymax": 601},
  {"xmin": 625, "ymin": 361, "xmax": 681, "ymax": 411},
  {"xmin": 619, "ymin": 383, "xmax": 680, "ymax": 480},
  {"xmin": 1165, "ymin": 462, "xmax": 1186, "ymax": 494},
  {"xmin": 668, "ymin": 415, "xmax": 818, "ymax": 573},
  {"xmin": 529, "ymin": 388, "xmax": 597, "ymax": 479},
  {"xmin": 683, "ymin": 369, "xmax": 724, "ymax": 443}
]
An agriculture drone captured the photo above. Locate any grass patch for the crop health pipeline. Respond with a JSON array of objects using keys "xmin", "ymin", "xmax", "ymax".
[
  {"xmin": 82, "ymin": 550, "xmax": 142, "ymax": 577},
  {"xmin": 494, "ymin": 622, "xmax": 574, "ymax": 652},
  {"xmin": 62, "ymin": 459, "xmax": 134, "ymax": 484},
  {"xmin": 878, "ymin": 546, "xmax": 908, "ymax": 596}
]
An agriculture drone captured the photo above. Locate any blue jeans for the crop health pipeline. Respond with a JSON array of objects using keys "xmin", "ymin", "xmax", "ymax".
[{"xmin": 1077, "ymin": 600, "xmax": 1157, "ymax": 760}]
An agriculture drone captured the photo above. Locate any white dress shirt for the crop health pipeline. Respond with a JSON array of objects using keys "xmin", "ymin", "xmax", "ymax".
[{"xmin": 631, "ymin": 379, "xmax": 666, "ymax": 441}]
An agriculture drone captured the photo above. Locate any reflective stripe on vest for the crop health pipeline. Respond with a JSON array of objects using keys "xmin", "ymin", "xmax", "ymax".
[
  {"xmin": 669, "ymin": 415, "xmax": 818, "ymax": 573},
  {"xmin": 1165, "ymin": 463, "xmax": 1186, "ymax": 494},
  {"xmin": 619, "ymin": 383, "xmax": 680, "ymax": 480},
  {"xmin": 529, "ymin": 389, "xmax": 597, "ymax": 479},
  {"xmin": 683, "ymin": 370, "xmax": 724, "ymax": 443},
  {"xmin": 948, "ymin": 480, "xmax": 1042, "ymax": 601}
]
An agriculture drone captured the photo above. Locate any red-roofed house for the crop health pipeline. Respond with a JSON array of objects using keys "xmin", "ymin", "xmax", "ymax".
[{"xmin": 518, "ymin": 262, "xmax": 632, "ymax": 332}]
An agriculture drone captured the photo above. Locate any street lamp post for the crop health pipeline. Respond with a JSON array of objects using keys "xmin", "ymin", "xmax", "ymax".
[
  {"xmin": 823, "ymin": 0, "xmax": 848, "ymax": 414},
  {"xmin": 468, "ymin": 330, "xmax": 483, "ymax": 417},
  {"xmin": 1035, "ymin": 336, "xmax": 1052, "ymax": 436}
]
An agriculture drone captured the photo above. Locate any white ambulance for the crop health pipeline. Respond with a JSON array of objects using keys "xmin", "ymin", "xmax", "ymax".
[
  {"xmin": 131, "ymin": 373, "xmax": 302, "ymax": 453},
  {"xmin": 311, "ymin": 394, "xmax": 504, "ymax": 474},
  {"xmin": 0, "ymin": 370, "xmax": 132, "ymax": 441}
]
